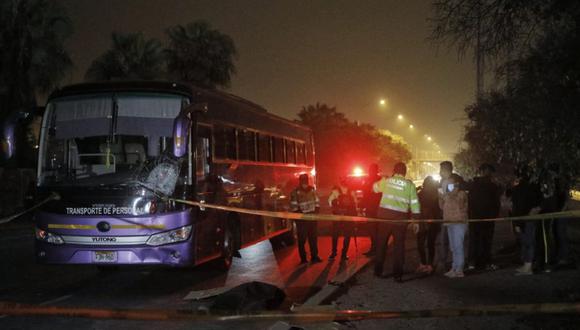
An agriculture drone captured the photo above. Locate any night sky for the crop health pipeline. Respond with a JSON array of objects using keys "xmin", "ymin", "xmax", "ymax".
[{"xmin": 56, "ymin": 0, "xmax": 476, "ymax": 155}]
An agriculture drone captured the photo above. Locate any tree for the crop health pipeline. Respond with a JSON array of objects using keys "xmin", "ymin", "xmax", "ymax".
[
  {"xmin": 430, "ymin": 0, "xmax": 580, "ymax": 62},
  {"xmin": 298, "ymin": 103, "xmax": 411, "ymax": 187},
  {"xmin": 85, "ymin": 32, "xmax": 164, "ymax": 81},
  {"xmin": 0, "ymin": 0, "xmax": 72, "ymax": 118},
  {"xmin": 165, "ymin": 21, "xmax": 237, "ymax": 89},
  {"xmin": 432, "ymin": 0, "xmax": 580, "ymax": 182},
  {"xmin": 459, "ymin": 26, "xmax": 580, "ymax": 181}
]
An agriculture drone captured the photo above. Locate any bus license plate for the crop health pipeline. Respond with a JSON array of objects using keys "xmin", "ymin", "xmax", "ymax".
[{"xmin": 93, "ymin": 251, "xmax": 117, "ymax": 263}]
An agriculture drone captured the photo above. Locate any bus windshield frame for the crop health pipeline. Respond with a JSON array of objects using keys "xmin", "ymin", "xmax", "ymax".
[{"xmin": 37, "ymin": 92, "xmax": 187, "ymax": 188}]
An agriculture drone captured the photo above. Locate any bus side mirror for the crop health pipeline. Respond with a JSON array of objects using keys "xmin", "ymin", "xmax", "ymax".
[{"xmin": 173, "ymin": 102, "xmax": 208, "ymax": 158}]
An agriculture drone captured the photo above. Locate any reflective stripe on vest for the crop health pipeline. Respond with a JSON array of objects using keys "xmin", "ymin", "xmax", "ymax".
[{"xmin": 373, "ymin": 175, "xmax": 421, "ymax": 214}]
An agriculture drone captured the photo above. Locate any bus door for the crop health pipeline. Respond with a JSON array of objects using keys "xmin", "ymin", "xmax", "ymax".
[{"xmin": 193, "ymin": 125, "xmax": 222, "ymax": 261}]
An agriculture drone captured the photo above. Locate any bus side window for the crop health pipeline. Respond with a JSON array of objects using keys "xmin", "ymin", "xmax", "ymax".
[
  {"xmin": 258, "ymin": 134, "xmax": 272, "ymax": 162},
  {"xmin": 214, "ymin": 125, "xmax": 236, "ymax": 160},
  {"xmin": 285, "ymin": 140, "xmax": 296, "ymax": 164},
  {"xmin": 273, "ymin": 137, "xmax": 285, "ymax": 163},
  {"xmin": 238, "ymin": 129, "xmax": 256, "ymax": 161},
  {"xmin": 296, "ymin": 142, "xmax": 306, "ymax": 164},
  {"xmin": 196, "ymin": 126, "xmax": 211, "ymax": 181}
]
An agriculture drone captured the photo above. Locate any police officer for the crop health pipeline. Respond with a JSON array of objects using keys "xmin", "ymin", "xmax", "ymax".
[
  {"xmin": 290, "ymin": 174, "xmax": 322, "ymax": 265},
  {"xmin": 373, "ymin": 162, "xmax": 420, "ymax": 282}
]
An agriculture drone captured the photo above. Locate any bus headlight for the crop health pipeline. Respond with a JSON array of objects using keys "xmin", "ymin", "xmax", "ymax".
[
  {"xmin": 35, "ymin": 228, "xmax": 64, "ymax": 245},
  {"xmin": 146, "ymin": 225, "xmax": 192, "ymax": 246}
]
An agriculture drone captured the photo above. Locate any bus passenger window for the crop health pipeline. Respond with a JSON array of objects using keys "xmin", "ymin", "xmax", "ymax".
[
  {"xmin": 273, "ymin": 137, "xmax": 285, "ymax": 163},
  {"xmin": 196, "ymin": 138, "xmax": 210, "ymax": 179},
  {"xmin": 214, "ymin": 126, "xmax": 225, "ymax": 159},
  {"xmin": 238, "ymin": 130, "xmax": 256, "ymax": 161},
  {"xmin": 296, "ymin": 142, "xmax": 306, "ymax": 164},
  {"xmin": 214, "ymin": 125, "xmax": 236, "ymax": 160},
  {"xmin": 285, "ymin": 140, "xmax": 296, "ymax": 164},
  {"xmin": 258, "ymin": 134, "xmax": 272, "ymax": 162}
]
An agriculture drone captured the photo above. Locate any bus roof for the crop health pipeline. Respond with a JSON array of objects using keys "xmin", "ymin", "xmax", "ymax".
[{"xmin": 47, "ymin": 81, "xmax": 312, "ymax": 137}]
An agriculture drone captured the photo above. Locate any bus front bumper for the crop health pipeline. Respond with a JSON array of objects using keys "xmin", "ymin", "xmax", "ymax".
[{"xmin": 35, "ymin": 240, "xmax": 195, "ymax": 266}]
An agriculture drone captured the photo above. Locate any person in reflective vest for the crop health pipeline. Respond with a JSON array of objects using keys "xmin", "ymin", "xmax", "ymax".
[
  {"xmin": 373, "ymin": 162, "xmax": 420, "ymax": 282},
  {"xmin": 290, "ymin": 173, "xmax": 322, "ymax": 265}
]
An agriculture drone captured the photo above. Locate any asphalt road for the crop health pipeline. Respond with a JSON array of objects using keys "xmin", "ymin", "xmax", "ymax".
[
  {"xmin": 0, "ymin": 221, "xmax": 370, "ymax": 330},
  {"xmin": 3, "ymin": 200, "xmax": 579, "ymax": 329},
  {"xmin": 335, "ymin": 221, "xmax": 580, "ymax": 330}
]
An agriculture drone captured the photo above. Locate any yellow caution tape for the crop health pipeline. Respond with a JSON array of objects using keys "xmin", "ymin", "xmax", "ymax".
[
  {"xmin": 0, "ymin": 193, "xmax": 60, "ymax": 226},
  {"xmin": 171, "ymin": 198, "xmax": 580, "ymax": 224},
  {"xmin": 0, "ymin": 301, "xmax": 579, "ymax": 322}
]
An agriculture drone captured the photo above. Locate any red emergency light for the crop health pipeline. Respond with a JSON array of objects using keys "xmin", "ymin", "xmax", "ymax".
[{"xmin": 351, "ymin": 166, "xmax": 365, "ymax": 177}]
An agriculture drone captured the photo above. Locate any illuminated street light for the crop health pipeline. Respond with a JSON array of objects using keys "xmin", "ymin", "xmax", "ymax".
[
  {"xmin": 379, "ymin": 98, "xmax": 388, "ymax": 108},
  {"xmin": 397, "ymin": 114, "xmax": 403, "ymax": 120},
  {"xmin": 427, "ymin": 136, "xmax": 432, "ymax": 141},
  {"xmin": 409, "ymin": 124, "xmax": 414, "ymax": 129}
]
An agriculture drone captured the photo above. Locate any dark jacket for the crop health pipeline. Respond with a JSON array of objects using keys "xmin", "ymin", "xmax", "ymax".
[
  {"xmin": 511, "ymin": 180, "xmax": 542, "ymax": 217},
  {"xmin": 467, "ymin": 176, "xmax": 501, "ymax": 219},
  {"xmin": 418, "ymin": 186, "xmax": 441, "ymax": 220},
  {"xmin": 539, "ymin": 171, "xmax": 569, "ymax": 213},
  {"xmin": 361, "ymin": 174, "xmax": 382, "ymax": 216},
  {"xmin": 329, "ymin": 186, "xmax": 357, "ymax": 216}
]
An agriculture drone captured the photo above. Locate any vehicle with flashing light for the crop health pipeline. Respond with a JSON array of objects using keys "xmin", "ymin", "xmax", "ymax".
[
  {"xmin": 340, "ymin": 165, "xmax": 370, "ymax": 212},
  {"xmin": 344, "ymin": 166, "xmax": 366, "ymax": 191},
  {"xmin": 34, "ymin": 81, "xmax": 315, "ymax": 269}
]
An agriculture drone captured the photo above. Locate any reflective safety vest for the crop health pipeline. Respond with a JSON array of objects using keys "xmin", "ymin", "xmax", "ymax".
[
  {"xmin": 290, "ymin": 186, "xmax": 320, "ymax": 214},
  {"xmin": 373, "ymin": 174, "xmax": 420, "ymax": 214}
]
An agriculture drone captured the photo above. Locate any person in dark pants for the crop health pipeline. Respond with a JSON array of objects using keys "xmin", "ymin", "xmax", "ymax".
[
  {"xmin": 373, "ymin": 162, "xmax": 420, "ymax": 283},
  {"xmin": 512, "ymin": 166, "xmax": 543, "ymax": 275},
  {"xmin": 467, "ymin": 163, "xmax": 501, "ymax": 271},
  {"xmin": 536, "ymin": 163, "xmax": 570, "ymax": 272},
  {"xmin": 415, "ymin": 176, "xmax": 441, "ymax": 274},
  {"xmin": 361, "ymin": 163, "xmax": 382, "ymax": 256},
  {"xmin": 328, "ymin": 178, "xmax": 357, "ymax": 261},
  {"xmin": 290, "ymin": 174, "xmax": 322, "ymax": 265}
]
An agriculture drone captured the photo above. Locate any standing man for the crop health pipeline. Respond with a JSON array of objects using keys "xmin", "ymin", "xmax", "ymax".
[
  {"xmin": 361, "ymin": 163, "xmax": 382, "ymax": 256},
  {"xmin": 435, "ymin": 161, "xmax": 456, "ymax": 273},
  {"xmin": 467, "ymin": 163, "xmax": 501, "ymax": 271},
  {"xmin": 537, "ymin": 163, "xmax": 570, "ymax": 272},
  {"xmin": 373, "ymin": 162, "xmax": 420, "ymax": 283},
  {"xmin": 512, "ymin": 165, "xmax": 543, "ymax": 275},
  {"xmin": 328, "ymin": 177, "xmax": 357, "ymax": 261},
  {"xmin": 290, "ymin": 174, "xmax": 322, "ymax": 265}
]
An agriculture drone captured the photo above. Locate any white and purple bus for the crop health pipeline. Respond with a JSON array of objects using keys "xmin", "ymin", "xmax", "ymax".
[{"xmin": 34, "ymin": 81, "xmax": 315, "ymax": 269}]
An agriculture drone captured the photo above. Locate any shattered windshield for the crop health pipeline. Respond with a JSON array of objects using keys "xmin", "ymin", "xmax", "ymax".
[{"xmin": 38, "ymin": 93, "xmax": 186, "ymax": 187}]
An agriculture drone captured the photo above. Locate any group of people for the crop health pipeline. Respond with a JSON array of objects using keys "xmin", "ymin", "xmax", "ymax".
[{"xmin": 289, "ymin": 160, "xmax": 573, "ymax": 282}]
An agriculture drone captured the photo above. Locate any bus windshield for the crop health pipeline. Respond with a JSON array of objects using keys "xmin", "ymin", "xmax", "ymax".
[{"xmin": 38, "ymin": 93, "xmax": 186, "ymax": 187}]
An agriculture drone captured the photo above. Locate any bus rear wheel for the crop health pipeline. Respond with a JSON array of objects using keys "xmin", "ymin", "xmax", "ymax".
[{"xmin": 214, "ymin": 227, "xmax": 234, "ymax": 271}]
